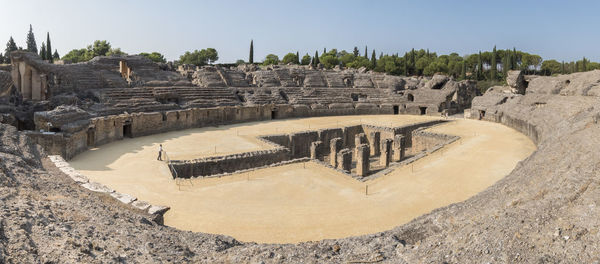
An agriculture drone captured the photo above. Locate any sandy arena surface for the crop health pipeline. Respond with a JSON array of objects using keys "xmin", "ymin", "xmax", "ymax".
[{"xmin": 68, "ymin": 115, "xmax": 535, "ymax": 243}]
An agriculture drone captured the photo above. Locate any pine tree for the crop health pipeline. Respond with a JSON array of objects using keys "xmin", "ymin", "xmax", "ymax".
[
  {"xmin": 5, "ymin": 37, "xmax": 18, "ymax": 59},
  {"xmin": 490, "ymin": 46, "xmax": 497, "ymax": 80},
  {"xmin": 314, "ymin": 51, "xmax": 319, "ymax": 65},
  {"xmin": 477, "ymin": 51, "xmax": 483, "ymax": 80},
  {"xmin": 26, "ymin": 24, "xmax": 38, "ymax": 53},
  {"xmin": 353, "ymin": 47, "xmax": 359, "ymax": 57},
  {"xmin": 249, "ymin": 40, "xmax": 254, "ymax": 64},
  {"xmin": 364, "ymin": 46, "xmax": 368, "ymax": 59},
  {"xmin": 40, "ymin": 42, "xmax": 47, "ymax": 60},
  {"xmin": 46, "ymin": 32, "xmax": 53, "ymax": 63},
  {"xmin": 371, "ymin": 50, "xmax": 377, "ymax": 68},
  {"xmin": 53, "ymin": 50, "xmax": 60, "ymax": 60},
  {"xmin": 296, "ymin": 51, "xmax": 300, "ymax": 64}
]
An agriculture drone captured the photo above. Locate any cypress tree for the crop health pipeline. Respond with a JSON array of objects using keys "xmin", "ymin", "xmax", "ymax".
[
  {"xmin": 379, "ymin": 52, "xmax": 383, "ymax": 59},
  {"xmin": 364, "ymin": 46, "xmax": 368, "ymax": 59},
  {"xmin": 410, "ymin": 48, "xmax": 415, "ymax": 69},
  {"xmin": 314, "ymin": 51, "xmax": 319, "ymax": 65},
  {"xmin": 461, "ymin": 61, "xmax": 466, "ymax": 79},
  {"xmin": 249, "ymin": 40, "xmax": 254, "ymax": 64},
  {"xmin": 512, "ymin": 47, "xmax": 517, "ymax": 70},
  {"xmin": 477, "ymin": 51, "xmax": 483, "ymax": 80},
  {"xmin": 403, "ymin": 52, "xmax": 409, "ymax": 75},
  {"xmin": 40, "ymin": 42, "xmax": 47, "ymax": 60},
  {"xmin": 296, "ymin": 51, "xmax": 300, "ymax": 64},
  {"xmin": 5, "ymin": 37, "xmax": 18, "ymax": 59},
  {"xmin": 26, "ymin": 24, "xmax": 38, "ymax": 53},
  {"xmin": 46, "ymin": 32, "xmax": 53, "ymax": 63},
  {"xmin": 353, "ymin": 47, "xmax": 359, "ymax": 57},
  {"xmin": 0, "ymin": 53, "xmax": 4, "ymax": 64},
  {"xmin": 53, "ymin": 50, "xmax": 60, "ymax": 60},
  {"xmin": 582, "ymin": 57, "xmax": 587, "ymax": 72},
  {"xmin": 506, "ymin": 49, "xmax": 512, "ymax": 72},
  {"xmin": 323, "ymin": 47, "xmax": 326, "ymax": 54},
  {"xmin": 490, "ymin": 46, "xmax": 497, "ymax": 80},
  {"xmin": 561, "ymin": 61, "xmax": 565, "ymax": 74},
  {"xmin": 371, "ymin": 49, "xmax": 377, "ymax": 68}
]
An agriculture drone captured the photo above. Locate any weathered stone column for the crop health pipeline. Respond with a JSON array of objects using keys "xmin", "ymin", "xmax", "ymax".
[
  {"xmin": 337, "ymin": 148, "xmax": 352, "ymax": 173},
  {"xmin": 310, "ymin": 141, "xmax": 323, "ymax": 160},
  {"xmin": 330, "ymin": 137, "xmax": 343, "ymax": 167},
  {"xmin": 354, "ymin": 133, "xmax": 366, "ymax": 156},
  {"xmin": 356, "ymin": 144, "xmax": 370, "ymax": 177},
  {"xmin": 380, "ymin": 138, "xmax": 393, "ymax": 167},
  {"xmin": 393, "ymin": 134, "xmax": 404, "ymax": 162},
  {"xmin": 369, "ymin": 131, "xmax": 380, "ymax": 156}
]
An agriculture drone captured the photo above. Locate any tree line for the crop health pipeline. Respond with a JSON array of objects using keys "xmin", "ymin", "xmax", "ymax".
[
  {"xmin": 1, "ymin": 25, "xmax": 60, "ymax": 64},
  {"xmin": 3, "ymin": 28, "xmax": 599, "ymax": 81},
  {"xmin": 242, "ymin": 41, "xmax": 600, "ymax": 82}
]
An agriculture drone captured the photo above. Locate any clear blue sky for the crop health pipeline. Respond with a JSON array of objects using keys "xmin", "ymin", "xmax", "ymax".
[{"xmin": 1, "ymin": 0, "xmax": 598, "ymax": 63}]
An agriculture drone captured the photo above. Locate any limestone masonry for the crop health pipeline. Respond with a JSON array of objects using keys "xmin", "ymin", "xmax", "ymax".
[{"xmin": 1, "ymin": 50, "xmax": 599, "ymax": 262}]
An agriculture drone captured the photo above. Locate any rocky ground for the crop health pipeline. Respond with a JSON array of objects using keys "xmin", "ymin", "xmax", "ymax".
[{"xmin": 2, "ymin": 74, "xmax": 600, "ymax": 263}]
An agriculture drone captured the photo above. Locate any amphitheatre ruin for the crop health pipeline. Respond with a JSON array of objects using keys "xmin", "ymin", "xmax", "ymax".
[{"xmin": 1, "ymin": 49, "xmax": 600, "ymax": 263}]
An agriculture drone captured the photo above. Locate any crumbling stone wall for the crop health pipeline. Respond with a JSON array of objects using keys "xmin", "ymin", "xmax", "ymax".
[{"xmin": 169, "ymin": 147, "xmax": 290, "ymax": 178}]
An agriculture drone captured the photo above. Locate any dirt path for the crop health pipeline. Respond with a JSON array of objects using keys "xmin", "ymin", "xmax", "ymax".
[{"xmin": 69, "ymin": 115, "xmax": 535, "ymax": 243}]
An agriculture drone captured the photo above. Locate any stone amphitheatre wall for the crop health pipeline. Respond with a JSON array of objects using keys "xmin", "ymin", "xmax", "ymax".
[{"xmin": 28, "ymin": 103, "xmax": 401, "ymax": 160}]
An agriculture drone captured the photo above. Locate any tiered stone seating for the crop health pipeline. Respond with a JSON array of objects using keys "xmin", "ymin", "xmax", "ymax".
[
  {"xmin": 219, "ymin": 69, "xmax": 249, "ymax": 87},
  {"xmin": 353, "ymin": 74, "xmax": 375, "ymax": 88},
  {"xmin": 274, "ymin": 68, "xmax": 297, "ymax": 87},
  {"xmin": 242, "ymin": 89, "xmax": 288, "ymax": 105},
  {"xmin": 99, "ymin": 86, "xmax": 241, "ymax": 109},
  {"xmin": 192, "ymin": 68, "xmax": 226, "ymax": 88},
  {"xmin": 323, "ymin": 72, "xmax": 346, "ymax": 88},
  {"xmin": 253, "ymin": 70, "xmax": 281, "ymax": 87},
  {"xmin": 0, "ymin": 71, "xmax": 13, "ymax": 96},
  {"xmin": 303, "ymin": 70, "xmax": 326, "ymax": 87}
]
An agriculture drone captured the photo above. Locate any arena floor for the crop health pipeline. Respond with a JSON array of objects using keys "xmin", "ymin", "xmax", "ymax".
[{"xmin": 68, "ymin": 115, "xmax": 535, "ymax": 243}]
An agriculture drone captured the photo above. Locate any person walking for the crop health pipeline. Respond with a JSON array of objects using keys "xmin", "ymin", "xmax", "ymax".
[{"xmin": 157, "ymin": 144, "xmax": 163, "ymax": 161}]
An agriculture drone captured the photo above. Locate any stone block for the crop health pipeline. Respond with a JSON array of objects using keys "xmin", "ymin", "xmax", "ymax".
[
  {"xmin": 110, "ymin": 192, "xmax": 137, "ymax": 204},
  {"xmin": 310, "ymin": 141, "xmax": 323, "ymax": 160},
  {"xmin": 329, "ymin": 137, "xmax": 343, "ymax": 167},
  {"xmin": 369, "ymin": 131, "xmax": 380, "ymax": 156},
  {"xmin": 131, "ymin": 200, "xmax": 151, "ymax": 211},
  {"xmin": 393, "ymin": 135, "xmax": 405, "ymax": 162},
  {"xmin": 354, "ymin": 132, "xmax": 367, "ymax": 156},
  {"xmin": 336, "ymin": 148, "xmax": 352, "ymax": 172},
  {"xmin": 81, "ymin": 182, "xmax": 115, "ymax": 193},
  {"xmin": 356, "ymin": 144, "xmax": 370, "ymax": 177},
  {"xmin": 148, "ymin": 205, "xmax": 171, "ymax": 215},
  {"xmin": 380, "ymin": 138, "xmax": 393, "ymax": 167}
]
